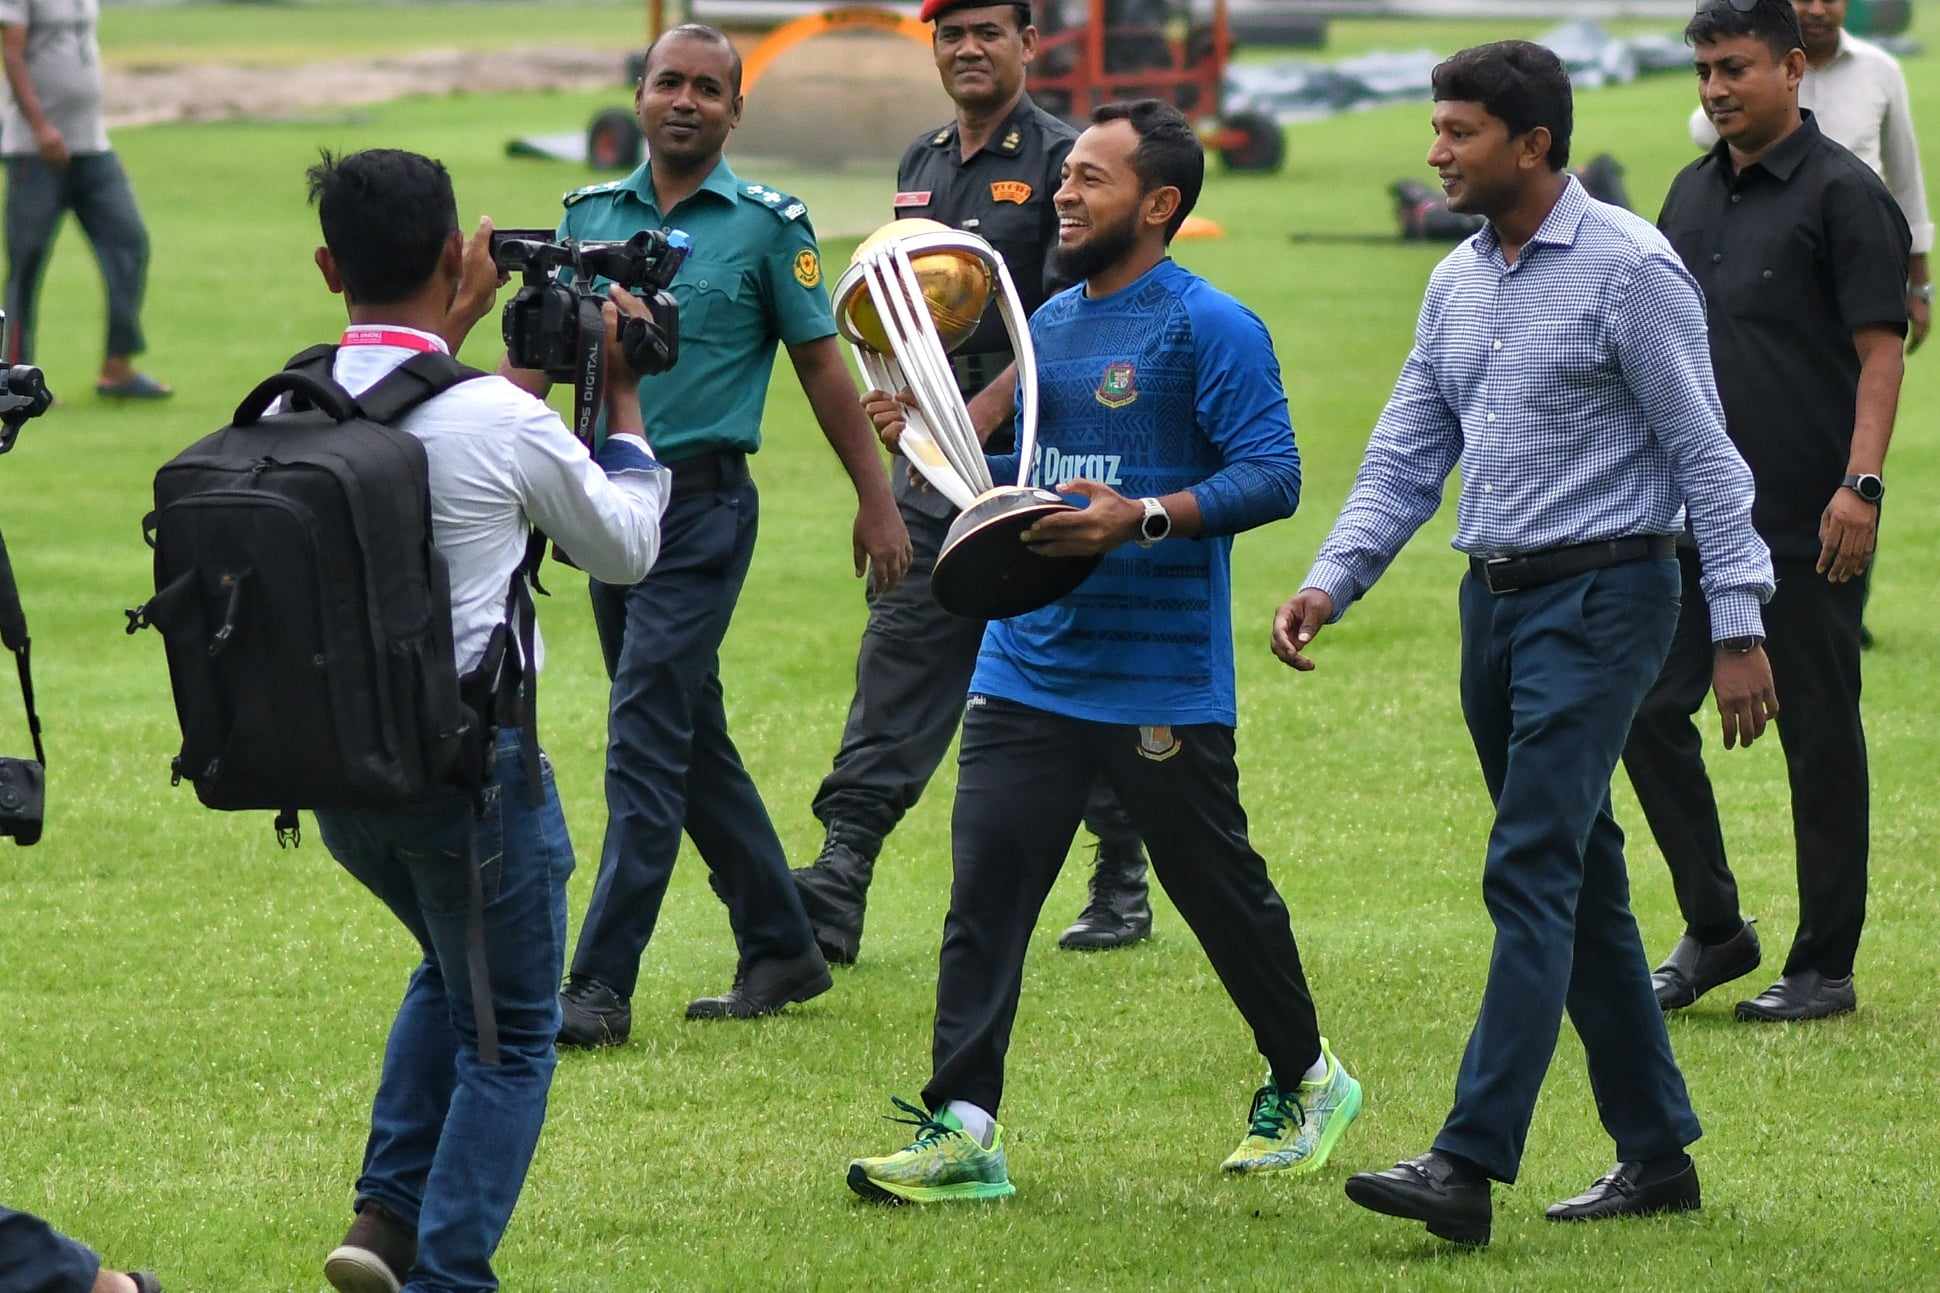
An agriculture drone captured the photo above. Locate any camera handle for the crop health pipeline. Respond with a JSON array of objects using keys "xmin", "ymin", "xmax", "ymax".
[{"xmin": 0, "ymin": 528, "xmax": 44, "ymax": 767}]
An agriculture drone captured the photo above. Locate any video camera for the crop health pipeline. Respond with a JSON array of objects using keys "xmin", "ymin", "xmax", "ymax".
[
  {"xmin": 490, "ymin": 228, "xmax": 690, "ymax": 445},
  {"xmin": 0, "ymin": 309, "xmax": 50, "ymax": 846},
  {"xmin": 0, "ymin": 313, "xmax": 53, "ymax": 458}
]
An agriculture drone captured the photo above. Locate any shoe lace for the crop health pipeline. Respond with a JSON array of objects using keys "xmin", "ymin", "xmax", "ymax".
[
  {"xmin": 561, "ymin": 976, "xmax": 606, "ymax": 1006},
  {"xmin": 884, "ymin": 1096, "xmax": 961, "ymax": 1152},
  {"xmin": 1245, "ymin": 1085, "xmax": 1304, "ymax": 1140}
]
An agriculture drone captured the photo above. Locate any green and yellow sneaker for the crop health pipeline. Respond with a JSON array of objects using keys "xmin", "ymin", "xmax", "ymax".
[
  {"xmin": 1221, "ymin": 1038, "xmax": 1363, "ymax": 1176},
  {"xmin": 847, "ymin": 1097, "xmax": 1017, "ymax": 1204}
]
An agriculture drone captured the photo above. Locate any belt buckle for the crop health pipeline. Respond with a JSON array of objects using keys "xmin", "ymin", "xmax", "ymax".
[{"xmin": 1483, "ymin": 556, "xmax": 1515, "ymax": 595}]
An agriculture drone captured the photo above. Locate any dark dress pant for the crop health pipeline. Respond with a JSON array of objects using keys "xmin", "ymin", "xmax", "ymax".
[
  {"xmin": 922, "ymin": 696, "xmax": 1322, "ymax": 1115},
  {"xmin": 0, "ymin": 1206, "xmax": 99, "ymax": 1293},
  {"xmin": 1623, "ymin": 551, "xmax": 1869, "ymax": 977},
  {"xmin": 4, "ymin": 153, "xmax": 150, "ymax": 362},
  {"xmin": 1434, "ymin": 560, "xmax": 1701, "ymax": 1183},
  {"xmin": 810, "ymin": 494, "xmax": 1143, "ymax": 851},
  {"xmin": 570, "ymin": 468, "xmax": 814, "ymax": 998}
]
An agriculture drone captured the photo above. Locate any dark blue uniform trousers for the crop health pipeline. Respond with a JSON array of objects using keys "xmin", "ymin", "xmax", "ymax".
[
  {"xmin": 571, "ymin": 468, "xmax": 814, "ymax": 998},
  {"xmin": 0, "ymin": 1206, "xmax": 100, "ymax": 1292},
  {"xmin": 1433, "ymin": 559, "xmax": 1702, "ymax": 1183}
]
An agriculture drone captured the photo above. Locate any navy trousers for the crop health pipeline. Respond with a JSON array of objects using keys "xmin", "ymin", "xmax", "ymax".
[
  {"xmin": 4, "ymin": 152, "xmax": 151, "ymax": 363},
  {"xmin": 0, "ymin": 1206, "xmax": 99, "ymax": 1293},
  {"xmin": 1433, "ymin": 560, "xmax": 1702, "ymax": 1183},
  {"xmin": 571, "ymin": 468, "xmax": 814, "ymax": 998}
]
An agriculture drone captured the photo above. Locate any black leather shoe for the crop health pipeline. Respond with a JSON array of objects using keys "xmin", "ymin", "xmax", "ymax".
[
  {"xmin": 1057, "ymin": 842, "xmax": 1153, "ymax": 951},
  {"xmin": 1653, "ymin": 921, "xmax": 1761, "ymax": 1011},
  {"xmin": 557, "ymin": 975, "xmax": 631, "ymax": 1048},
  {"xmin": 791, "ymin": 821, "xmax": 881, "ymax": 966},
  {"xmin": 1344, "ymin": 1151, "xmax": 1491, "ymax": 1246},
  {"xmin": 1546, "ymin": 1157, "xmax": 1701, "ymax": 1221},
  {"xmin": 1735, "ymin": 970, "xmax": 1856, "ymax": 1022},
  {"xmin": 685, "ymin": 948, "xmax": 834, "ymax": 1020}
]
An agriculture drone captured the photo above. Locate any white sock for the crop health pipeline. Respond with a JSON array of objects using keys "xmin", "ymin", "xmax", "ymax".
[
  {"xmin": 1299, "ymin": 1053, "xmax": 1329, "ymax": 1085},
  {"xmin": 945, "ymin": 1099, "xmax": 997, "ymax": 1149}
]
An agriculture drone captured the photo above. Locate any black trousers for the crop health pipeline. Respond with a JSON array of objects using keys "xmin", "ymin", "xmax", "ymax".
[
  {"xmin": 571, "ymin": 468, "xmax": 814, "ymax": 998},
  {"xmin": 811, "ymin": 494, "xmax": 1142, "ymax": 850},
  {"xmin": 3, "ymin": 153, "xmax": 150, "ymax": 363},
  {"xmin": 1622, "ymin": 550, "xmax": 1869, "ymax": 978},
  {"xmin": 922, "ymin": 696, "xmax": 1322, "ymax": 1115},
  {"xmin": 0, "ymin": 1205, "xmax": 99, "ymax": 1292}
]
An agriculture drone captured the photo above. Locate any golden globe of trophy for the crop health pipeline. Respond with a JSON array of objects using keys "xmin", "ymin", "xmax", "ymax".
[{"xmin": 833, "ymin": 219, "xmax": 1100, "ymax": 620}]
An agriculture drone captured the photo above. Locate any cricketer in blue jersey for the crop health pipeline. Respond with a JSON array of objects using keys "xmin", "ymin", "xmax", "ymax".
[
  {"xmin": 845, "ymin": 100, "xmax": 1362, "ymax": 1207},
  {"xmin": 977, "ymin": 256, "xmax": 1299, "ymax": 726}
]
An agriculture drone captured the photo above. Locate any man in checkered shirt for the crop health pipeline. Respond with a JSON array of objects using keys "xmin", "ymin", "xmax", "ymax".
[{"xmin": 1272, "ymin": 42, "xmax": 1776, "ymax": 1247}]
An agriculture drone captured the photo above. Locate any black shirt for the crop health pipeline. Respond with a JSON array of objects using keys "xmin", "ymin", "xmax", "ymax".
[
  {"xmin": 1658, "ymin": 112, "xmax": 1910, "ymax": 560},
  {"xmin": 895, "ymin": 93, "xmax": 1076, "ymax": 370}
]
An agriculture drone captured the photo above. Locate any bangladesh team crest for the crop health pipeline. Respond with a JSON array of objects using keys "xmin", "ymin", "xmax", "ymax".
[
  {"xmin": 1137, "ymin": 726, "xmax": 1182, "ymax": 762},
  {"xmin": 1096, "ymin": 361, "xmax": 1138, "ymax": 409}
]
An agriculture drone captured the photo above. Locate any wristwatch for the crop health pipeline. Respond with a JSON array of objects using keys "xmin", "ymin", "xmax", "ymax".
[
  {"xmin": 1717, "ymin": 635, "xmax": 1764, "ymax": 654},
  {"xmin": 1841, "ymin": 472, "xmax": 1885, "ymax": 504},
  {"xmin": 1135, "ymin": 496, "xmax": 1171, "ymax": 548},
  {"xmin": 1911, "ymin": 282, "xmax": 1935, "ymax": 303}
]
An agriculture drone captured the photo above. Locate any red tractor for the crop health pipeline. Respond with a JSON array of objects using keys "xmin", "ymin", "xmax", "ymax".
[{"xmin": 1028, "ymin": 0, "xmax": 1283, "ymax": 172}]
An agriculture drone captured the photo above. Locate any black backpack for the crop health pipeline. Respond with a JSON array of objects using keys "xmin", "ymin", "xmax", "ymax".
[{"xmin": 129, "ymin": 345, "xmax": 542, "ymax": 1061}]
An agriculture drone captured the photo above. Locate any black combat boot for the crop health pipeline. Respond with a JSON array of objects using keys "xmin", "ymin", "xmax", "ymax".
[
  {"xmin": 1058, "ymin": 839, "xmax": 1153, "ymax": 950},
  {"xmin": 790, "ymin": 820, "xmax": 883, "ymax": 965}
]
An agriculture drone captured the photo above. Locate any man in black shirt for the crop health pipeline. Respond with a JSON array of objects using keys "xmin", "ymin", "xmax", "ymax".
[
  {"xmin": 791, "ymin": 0, "xmax": 1161, "ymax": 963},
  {"xmin": 1626, "ymin": 0, "xmax": 1908, "ymax": 1022}
]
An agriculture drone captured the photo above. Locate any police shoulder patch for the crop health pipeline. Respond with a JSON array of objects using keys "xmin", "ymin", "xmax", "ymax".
[
  {"xmin": 562, "ymin": 179, "xmax": 623, "ymax": 207},
  {"xmin": 792, "ymin": 249, "xmax": 822, "ymax": 288},
  {"xmin": 743, "ymin": 183, "xmax": 806, "ymax": 220}
]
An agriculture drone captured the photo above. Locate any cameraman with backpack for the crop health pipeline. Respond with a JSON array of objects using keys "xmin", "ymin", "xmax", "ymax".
[{"xmin": 300, "ymin": 149, "xmax": 668, "ymax": 1293}]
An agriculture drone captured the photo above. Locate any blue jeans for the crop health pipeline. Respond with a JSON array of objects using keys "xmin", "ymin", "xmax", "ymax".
[
  {"xmin": 317, "ymin": 730, "xmax": 574, "ymax": 1293},
  {"xmin": 3, "ymin": 152, "xmax": 150, "ymax": 362},
  {"xmin": 1434, "ymin": 559, "xmax": 1702, "ymax": 1183},
  {"xmin": 0, "ymin": 1206, "xmax": 99, "ymax": 1292}
]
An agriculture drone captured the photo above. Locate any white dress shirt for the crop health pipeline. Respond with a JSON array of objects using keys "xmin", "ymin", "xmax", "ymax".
[
  {"xmin": 1689, "ymin": 29, "xmax": 1933, "ymax": 254},
  {"xmin": 325, "ymin": 325, "xmax": 670, "ymax": 675}
]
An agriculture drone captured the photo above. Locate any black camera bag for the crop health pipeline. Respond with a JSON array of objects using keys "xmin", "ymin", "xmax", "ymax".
[
  {"xmin": 130, "ymin": 346, "xmax": 541, "ymax": 1062},
  {"xmin": 139, "ymin": 347, "xmax": 486, "ymax": 814}
]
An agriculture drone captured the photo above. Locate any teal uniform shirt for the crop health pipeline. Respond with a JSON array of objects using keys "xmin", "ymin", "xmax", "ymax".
[{"xmin": 557, "ymin": 157, "xmax": 836, "ymax": 463}]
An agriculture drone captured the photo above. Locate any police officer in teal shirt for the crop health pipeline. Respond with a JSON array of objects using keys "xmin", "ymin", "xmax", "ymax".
[{"xmin": 502, "ymin": 24, "xmax": 911, "ymax": 1044}]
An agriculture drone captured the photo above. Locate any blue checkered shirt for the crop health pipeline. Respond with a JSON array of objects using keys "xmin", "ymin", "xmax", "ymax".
[{"xmin": 1304, "ymin": 177, "xmax": 1773, "ymax": 640}]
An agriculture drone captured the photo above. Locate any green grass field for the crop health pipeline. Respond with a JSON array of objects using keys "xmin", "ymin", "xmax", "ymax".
[{"xmin": 2, "ymin": 7, "xmax": 1938, "ymax": 1291}]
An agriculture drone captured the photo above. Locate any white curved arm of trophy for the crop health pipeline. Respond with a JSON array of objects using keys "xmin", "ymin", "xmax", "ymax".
[
  {"xmin": 989, "ymin": 253, "xmax": 1039, "ymax": 491},
  {"xmin": 855, "ymin": 345, "xmax": 979, "ymax": 512},
  {"xmin": 870, "ymin": 247, "xmax": 992, "ymax": 495}
]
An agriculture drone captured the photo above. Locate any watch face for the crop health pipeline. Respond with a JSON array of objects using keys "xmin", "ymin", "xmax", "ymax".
[{"xmin": 1857, "ymin": 475, "xmax": 1884, "ymax": 503}]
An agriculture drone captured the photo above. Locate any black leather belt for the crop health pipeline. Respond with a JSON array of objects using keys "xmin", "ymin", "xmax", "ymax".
[
  {"xmin": 1470, "ymin": 535, "xmax": 1676, "ymax": 594},
  {"xmin": 949, "ymin": 349, "xmax": 1013, "ymax": 400},
  {"xmin": 666, "ymin": 449, "xmax": 746, "ymax": 500}
]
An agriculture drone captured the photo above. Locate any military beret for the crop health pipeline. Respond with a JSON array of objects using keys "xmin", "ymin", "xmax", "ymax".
[{"xmin": 920, "ymin": 0, "xmax": 1030, "ymax": 21}]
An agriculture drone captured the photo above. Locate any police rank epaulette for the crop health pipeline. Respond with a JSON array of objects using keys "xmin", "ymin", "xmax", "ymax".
[
  {"xmin": 742, "ymin": 182, "xmax": 807, "ymax": 221},
  {"xmin": 562, "ymin": 179, "xmax": 625, "ymax": 207}
]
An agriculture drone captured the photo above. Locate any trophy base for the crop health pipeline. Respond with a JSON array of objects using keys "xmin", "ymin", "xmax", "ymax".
[{"xmin": 932, "ymin": 486, "xmax": 1103, "ymax": 620}]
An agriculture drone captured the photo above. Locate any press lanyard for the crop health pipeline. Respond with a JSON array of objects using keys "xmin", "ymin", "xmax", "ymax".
[{"xmin": 339, "ymin": 327, "xmax": 447, "ymax": 354}]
